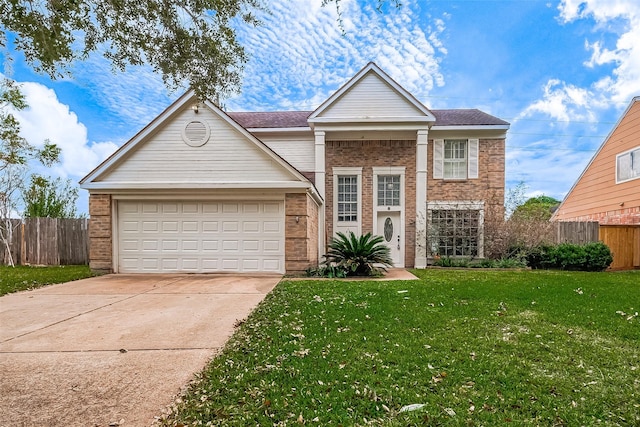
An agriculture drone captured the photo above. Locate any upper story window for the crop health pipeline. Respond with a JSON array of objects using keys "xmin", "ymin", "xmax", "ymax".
[
  {"xmin": 433, "ymin": 138, "xmax": 479, "ymax": 180},
  {"xmin": 616, "ymin": 146, "xmax": 640, "ymax": 183},
  {"xmin": 444, "ymin": 139, "xmax": 467, "ymax": 179},
  {"xmin": 337, "ymin": 175, "xmax": 358, "ymax": 222}
]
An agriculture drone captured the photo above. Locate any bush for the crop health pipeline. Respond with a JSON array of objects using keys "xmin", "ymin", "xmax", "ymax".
[
  {"xmin": 526, "ymin": 242, "xmax": 612, "ymax": 271},
  {"xmin": 323, "ymin": 231, "xmax": 393, "ymax": 277},
  {"xmin": 584, "ymin": 242, "xmax": 615, "ymax": 272}
]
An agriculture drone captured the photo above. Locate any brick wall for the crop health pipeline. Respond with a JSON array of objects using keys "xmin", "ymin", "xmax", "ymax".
[
  {"xmin": 428, "ymin": 138, "xmax": 505, "ymax": 222},
  {"xmin": 285, "ymin": 192, "xmax": 319, "ymax": 273},
  {"xmin": 563, "ymin": 206, "xmax": 640, "ymax": 225},
  {"xmin": 326, "ymin": 140, "xmax": 417, "ymax": 267},
  {"xmin": 88, "ymin": 194, "xmax": 113, "ymax": 273}
]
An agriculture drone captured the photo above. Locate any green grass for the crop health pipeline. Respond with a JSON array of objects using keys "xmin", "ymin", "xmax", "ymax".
[
  {"xmin": 159, "ymin": 270, "xmax": 639, "ymax": 426},
  {"xmin": 0, "ymin": 265, "xmax": 95, "ymax": 296}
]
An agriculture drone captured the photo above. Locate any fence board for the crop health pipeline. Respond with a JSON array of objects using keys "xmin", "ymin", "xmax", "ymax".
[
  {"xmin": 554, "ymin": 221, "xmax": 599, "ymax": 244},
  {"xmin": 1, "ymin": 218, "xmax": 88, "ymax": 266},
  {"xmin": 600, "ymin": 225, "xmax": 640, "ymax": 270}
]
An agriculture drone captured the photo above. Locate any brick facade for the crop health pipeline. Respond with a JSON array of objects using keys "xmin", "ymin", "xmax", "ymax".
[
  {"xmin": 285, "ymin": 192, "xmax": 319, "ymax": 273},
  {"xmin": 326, "ymin": 140, "xmax": 417, "ymax": 267},
  {"xmin": 562, "ymin": 206, "xmax": 640, "ymax": 225},
  {"xmin": 428, "ymin": 138, "xmax": 505, "ymax": 222},
  {"xmin": 88, "ymin": 194, "xmax": 113, "ymax": 273}
]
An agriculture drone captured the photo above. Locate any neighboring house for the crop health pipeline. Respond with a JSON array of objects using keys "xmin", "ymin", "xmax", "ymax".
[
  {"xmin": 80, "ymin": 63, "xmax": 509, "ymax": 274},
  {"xmin": 552, "ymin": 96, "xmax": 640, "ymax": 224}
]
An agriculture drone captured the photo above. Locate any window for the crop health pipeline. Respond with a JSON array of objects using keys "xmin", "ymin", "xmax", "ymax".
[
  {"xmin": 428, "ymin": 209, "xmax": 480, "ymax": 257},
  {"xmin": 377, "ymin": 175, "xmax": 400, "ymax": 206},
  {"xmin": 616, "ymin": 146, "xmax": 640, "ymax": 183},
  {"xmin": 444, "ymin": 139, "xmax": 467, "ymax": 179},
  {"xmin": 433, "ymin": 139, "xmax": 478, "ymax": 179},
  {"xmin": 337, "ymin": 175, "xmax": 358, "ymax": 222}
]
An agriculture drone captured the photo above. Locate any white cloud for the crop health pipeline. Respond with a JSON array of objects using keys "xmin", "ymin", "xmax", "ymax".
[
  {"xmin": 12, "ymin": 81, "xmax": 118, "ymax": 180},
  {"xmin": 517, "ymin": 79, "xmax": 605, "ymax": 123},
  {"xmin": 72, "ymin": 53, "xmax": 171, "ymax": 128},
  {"xmin": 518, "ymin": 0, "xmax": 639, "ymax": 125},
  {"xmin": 227, "ymin": 0, "xmax": 446, "ymax": 111}
]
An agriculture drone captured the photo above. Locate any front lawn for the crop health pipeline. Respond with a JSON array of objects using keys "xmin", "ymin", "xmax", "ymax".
[
  {"xmin": 159, "ymin": 270, "xmax": 639, "ymax": 426},
  {"xmin": 0, "ymin": 265, "xmax": 95, "ymax": 296}
]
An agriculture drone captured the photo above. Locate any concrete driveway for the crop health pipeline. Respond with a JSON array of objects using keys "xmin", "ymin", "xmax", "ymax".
[{"xmin": 0, "ymin": 274, "xmax": 280, "ymax": 426}]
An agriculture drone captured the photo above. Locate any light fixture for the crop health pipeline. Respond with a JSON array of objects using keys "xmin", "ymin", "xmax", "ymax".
[{"xmin": 191, "ymin": 104, "xmax": 199, "ymax": 113}]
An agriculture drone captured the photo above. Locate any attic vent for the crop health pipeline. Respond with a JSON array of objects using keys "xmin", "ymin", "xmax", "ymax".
[{"xmin": 182, "ymin": 120, "xmax": 210, "ymax": 147}]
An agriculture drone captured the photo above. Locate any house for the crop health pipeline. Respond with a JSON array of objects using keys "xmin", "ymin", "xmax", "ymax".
[
  {"xmin": 552, "ymin": 96, "xmax": 640, "ymax": 224},
  {"xmin": 80, "ymin": 63, "xmax": 509, "ymax": 274}
]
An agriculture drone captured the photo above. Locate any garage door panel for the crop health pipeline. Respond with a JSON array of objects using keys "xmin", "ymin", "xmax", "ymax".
[
  {"xmin": 263, "ymin": 221, "xmax": 281, "ymax": 233},
  {"xmin": 118, "ymin": 200, "xmax": 284, "ymax": 273}
]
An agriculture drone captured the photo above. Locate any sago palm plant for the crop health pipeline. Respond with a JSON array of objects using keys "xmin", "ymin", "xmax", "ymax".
[{"xmin": 324, "ymin": 231, "xmax": 393, "ymax": 276}]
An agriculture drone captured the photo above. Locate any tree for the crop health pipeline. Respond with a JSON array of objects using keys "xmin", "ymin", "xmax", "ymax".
[
  {"xmin": 0, "ymin": 77, "xmax": 60, "ymax": 266},
  {"xmin": 1, "ymin": 1, "xmax": 396, "ymax": 100},
  {"xmin": 511, "ymin": 195, "xmax": 561, "ymax": 221},
  {"xmin": 23, "ymin": 175, "xmax": 79, "ymax": 219},
  {"xmin": 1, "ymin": 0, "xmax": 263, "ymax": 100}
]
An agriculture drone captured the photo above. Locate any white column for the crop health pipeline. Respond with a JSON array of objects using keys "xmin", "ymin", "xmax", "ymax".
[
  {"xmin": 415, "ymin": 129, "xmax": 428, "ymax": 268},
  {"xmin": 314, "ymin": 131, "xmax": 326, "ymax": 260}
]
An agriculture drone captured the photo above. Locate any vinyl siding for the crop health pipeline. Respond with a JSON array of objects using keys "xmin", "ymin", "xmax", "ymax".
[
  {"xmin": 554, "ymin": 100, "xmax": 640, "ymax": 221},
  {"xmin": 319, "ymin": 72, "xmax": 425, "ymax": 118},
  {"xmin": 98, "ymin": 106, "xmax": 296, "ymax": 184},
  {"xmin": 259, "ymin": 134, "xmax": 315, "ymax": 172}
]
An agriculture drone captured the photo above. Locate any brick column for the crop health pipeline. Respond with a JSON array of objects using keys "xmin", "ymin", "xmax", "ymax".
[
  {"xmin": 88, "ymin": 194, "xmax": 113, "ymax": 273},
  {"xmin": 285, "ymin": 193, "xmax": 319, "ymax": 274}
]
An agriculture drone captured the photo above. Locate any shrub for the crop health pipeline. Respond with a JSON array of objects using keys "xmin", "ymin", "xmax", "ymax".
[
  {"xmin": 526, "ymin": 242, "xmax": 613, "ymax": 271},
  {"xmin": 305, "ymin": 265, "xmax": 347, "ymax": 278},
  {"xmin": 323, "ymin": 231, "xmax": 393, "ymax": 276},
  {"xmin": 583, "ymin": 242, "xmax": 614, "ymax": 272}
]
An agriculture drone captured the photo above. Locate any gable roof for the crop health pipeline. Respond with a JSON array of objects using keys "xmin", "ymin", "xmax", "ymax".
[
  {"xmin": 307, "ymin": 62, "xmax": 437, "ymax": 124},
  {"xmin": 551, "ymin": 96, "xmax": 640, "ymax": 221},
  {"xmin": 80, "ymin": 91, "xmax": 313, "ymax": 190}
]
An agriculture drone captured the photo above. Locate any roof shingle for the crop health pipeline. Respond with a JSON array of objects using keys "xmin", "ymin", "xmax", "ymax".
[{"xmin": 227, "ymin": 109, "xmax": 508, "ymax": 129}]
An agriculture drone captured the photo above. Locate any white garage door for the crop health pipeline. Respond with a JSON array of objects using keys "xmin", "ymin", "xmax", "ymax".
[{"xmin": 117, "ymin": 200, "xmax": 284, "ymax": 273}]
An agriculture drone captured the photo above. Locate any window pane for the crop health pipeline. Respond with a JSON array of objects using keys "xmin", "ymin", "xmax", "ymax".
[
  {"xmin": 444, "ymin": 140, "xmax": 467, "ymax": 179},
  {"xmin": 429, "ymin": 209, "xmax": 479, "ymax": 257},
  {"xmin": 337, "ymin": 175, "xmax": 358, "ymax": 222},
  {"xmin": 377, "ymin": 175, "xmax": 401, "ymax": 206}
]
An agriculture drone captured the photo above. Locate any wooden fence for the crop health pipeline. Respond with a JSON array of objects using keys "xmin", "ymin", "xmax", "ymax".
[
  {"xmin": 553, "ymin": 221, "xmax": 600, "ymax": 244},
  {"xmin": 0, "ymin": 218, "xmax": 89, "ymax": 266},
  {"xmin": 599, "ymin": 225, "xmax": 640, "ymax": 270}
]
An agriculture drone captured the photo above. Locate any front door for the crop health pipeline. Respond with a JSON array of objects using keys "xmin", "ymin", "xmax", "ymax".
[
  {"xmin": 374, "ymin": 171, "xmax": 404, "ymax": 267},
  {"xmin": 376, "ymin": 211, "xmax": 402, "ymax": 266}
]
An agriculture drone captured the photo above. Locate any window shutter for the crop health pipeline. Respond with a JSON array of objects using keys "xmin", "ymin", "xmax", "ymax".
[
  {"xmin": 433, "ymin": 139, "xmax": 444, "ymax": 179},
  {"xmin": 468, "ymin": 138, "xmax": 479, "ymax": 179}
]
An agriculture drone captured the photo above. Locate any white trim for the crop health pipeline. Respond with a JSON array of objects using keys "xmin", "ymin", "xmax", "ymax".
[
  {"xmin": 112, "ymin": 199, "xmax": 119, "ymax": 273},
  {"xmin": 311, "ymin": 117, "xmax": 434, "ymax": 124},
  {"xmin": 427, "ymin": 200, "xmax": 485, "ymax": 210},
  {"xmin": 615, "ymin": 145, "xmax": 640, "ymax": 184},
  {"xmin": 415, "ymin": 129, "xmax": 428, "ymax": 268},
  {"xmin": 314, "ymin": 123, "xmax": 436, "ymax": 132},
  {"xmin": 333, "ymin": 167, "xmax": 363, "ymax": 236},
  {"xmin": 308, "ymin": 62, "xmax": 437, "ymax": 123},
  {"xmin": 372, "ymin": 167, "xmax": 405, "ymax": 267},
  {"xmin": 82, "ymin": 181, "xmax": 314, "ymax": 190}
]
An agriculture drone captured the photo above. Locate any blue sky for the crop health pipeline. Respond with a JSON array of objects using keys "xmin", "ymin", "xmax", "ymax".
[{"xmin": 3, "ymin": 0, "xmax": 639, "ymax": 215}]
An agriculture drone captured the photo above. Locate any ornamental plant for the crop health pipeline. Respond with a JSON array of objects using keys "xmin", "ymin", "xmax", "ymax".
[{"xmin": 323, "ymin": 231, "xmax": 393, "ymax": 277}]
